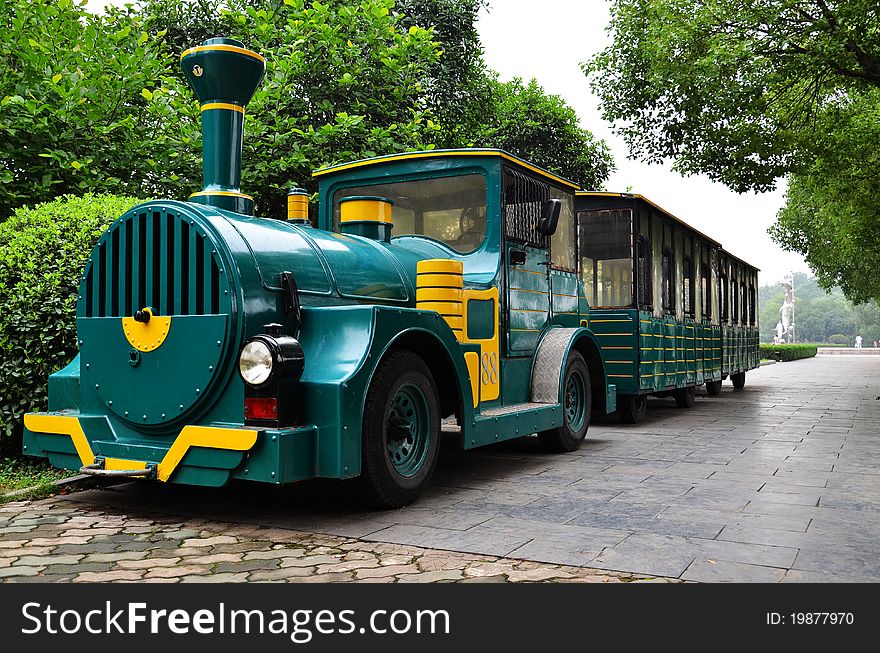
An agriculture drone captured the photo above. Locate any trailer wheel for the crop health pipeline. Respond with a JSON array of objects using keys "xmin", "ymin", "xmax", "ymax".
[
  {"xmin": 617, "ymin": 394, "xmax": 647, "ymax": 424},
  {"xmin": 358, "ymin": 350, "xmax": 440, "ymax": 508},
  {"xmin": 731, "ymin": 372, "xmax": 746, "ymax": 390},
  {"xmin": 706, "ymin": 380, "xmax": 722, "ymax": 396},
  {"xmin": 674, "ymin": 385, "xmax": 696, "ymax": 408},
  {"xmin": 538, "ymin": 351, "xmax": 591, "ymax": 452}
]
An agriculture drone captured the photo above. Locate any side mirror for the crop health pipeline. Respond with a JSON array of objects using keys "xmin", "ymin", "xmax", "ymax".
[{"xmin": 537, "ymin": 199, "xmax": 561, "ymax": 236}]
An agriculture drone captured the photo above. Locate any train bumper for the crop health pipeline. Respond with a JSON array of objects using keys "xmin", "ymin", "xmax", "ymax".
[{"xmin": 22, "ymin": 412, "xmax": 317, "ymax": 487}]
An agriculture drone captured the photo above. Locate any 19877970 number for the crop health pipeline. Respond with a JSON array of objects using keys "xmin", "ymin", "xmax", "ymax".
[{"xmin": 767, "ymin": 613, "xmax": 854, "ymax": 625}]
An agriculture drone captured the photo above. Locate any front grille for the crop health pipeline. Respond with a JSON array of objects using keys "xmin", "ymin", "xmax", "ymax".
[{"xmin": 81, "ymin": 208, "xmax": 224, "ymax": 318}]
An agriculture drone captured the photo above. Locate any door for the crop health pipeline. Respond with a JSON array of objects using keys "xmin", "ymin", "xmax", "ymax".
[{"xmin": 505, "ymin": 242, "xmax": 550, "ymax": 356}]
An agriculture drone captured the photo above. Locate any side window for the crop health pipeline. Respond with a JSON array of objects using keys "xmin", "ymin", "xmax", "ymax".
[
  {"xmin": 503, "ymin": 168, "xmax": 549, "ymax": 248},
  {"xmin": 637, "ymin": 235, "xmax": 653, "ymax": 308},
  {"xmin": 683, "ymin": 257, "xmax": 695, "ymax": 317},
  {"xmin": 549, "ymin": 187, "xmax": 575, "ymax": 271},
  {"xmin": 749, "ymin": 284, "xmax": 756, "ymax": 325},
  {"xmin": 719, "ymin": 273, "xmax": 729, "ymax": 321},
  {"xmin": 701, "ymin": 262, "xmax": 711, "ymax": 319},
  {"xmin": 731, "ymin": 274, "xmax": 739, "ymax": 323},
  {"xmin": 661, "ymin": 247, "xmax": 675, "ymax": 313},
  {"xmin": 578, "ymin": 209, "xmax": 634, "ymax": 308},
  {"xmin": 741, "ymin": 282, "xmax": 748, "ymax": 324}
]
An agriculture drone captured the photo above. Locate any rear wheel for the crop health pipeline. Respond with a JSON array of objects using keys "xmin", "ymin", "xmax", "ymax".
[
  {"xmin": 538, "ymin": 351, "xmax": 591, "ymax": 452},
  {"xmin": 617, "ymin": 393, "xmax": 647, "ymax": 424},
  {"xmin": 674, "ymin": 385, "xmax": 697, "ymax": 408},
  {"xmin": 731, "ymin": 372, "xmax": 746, "ymax": 389},
  {"xmin": 706, "ymin": 380, "xmax": 722, "ymax": 396},
  {"xmin": 358, "ymin": 350, "xmax": 440, "ymax": 508}
]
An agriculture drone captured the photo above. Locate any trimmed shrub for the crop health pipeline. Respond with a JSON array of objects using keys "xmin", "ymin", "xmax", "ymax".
[
  {"xmin": 758, "ymin": 344, "xmax": 819, "ymax": 362},
  {"xmin": 0, "ymin": 194, "xmax": 143, "ymax": 454},
  {"xmin": 827, "ymin": 334, "xmax": 850, "ymax": 345}
]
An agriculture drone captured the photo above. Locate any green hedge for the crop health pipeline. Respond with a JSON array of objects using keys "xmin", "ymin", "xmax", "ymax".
[
  {"xmin": 759, "ymin": 344, "xmax": 819, "ymax": 362},
  {"xmin": 0, "ymin": 194, "xmax": 143, "ymax": 455}
]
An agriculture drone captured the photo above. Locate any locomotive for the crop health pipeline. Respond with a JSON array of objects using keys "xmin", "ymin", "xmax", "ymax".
[{"xmin": 22, "ymin": 38, "xmax": 758, "ymax": 508}]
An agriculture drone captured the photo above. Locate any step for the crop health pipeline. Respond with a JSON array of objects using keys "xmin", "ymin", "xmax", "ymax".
[{"xmin": 479, "ymin": 402, "xmax": 554, "ymax": 417}]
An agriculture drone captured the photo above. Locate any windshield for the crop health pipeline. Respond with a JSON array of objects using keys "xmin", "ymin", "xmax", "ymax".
[{"xmin": 333, "ymin": 174, "xmax": 487, "ymax": 253}]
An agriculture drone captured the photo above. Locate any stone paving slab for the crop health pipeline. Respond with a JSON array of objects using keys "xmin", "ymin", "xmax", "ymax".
[{"xmin": 6, "ymin": 356, "xmax": 880, "ymax": 582}]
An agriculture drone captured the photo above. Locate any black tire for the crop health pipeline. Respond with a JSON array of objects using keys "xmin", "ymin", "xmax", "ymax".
[
  {"xmin": 706, "ymin": 380, "xmax": 722, "ymax": 396},
  {"xmin": 617, "ymin": 393, "xmax": 647, "ymax": 424},
  {"xmin": 538, "ymin": 351, "xmax": 591, "ymax": 452},
  {"xmin": 357, "ymin": 350, "xmax": 440, "ymax": 508},
  {"xmin": 732, "ymin": 372, "xmax": 746, "ymax": 390},
  {"xmin": 674, "ymin": 385, "xmax": 696, "ymax": 408}
]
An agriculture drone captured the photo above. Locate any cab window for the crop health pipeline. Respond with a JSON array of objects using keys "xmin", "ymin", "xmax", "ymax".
[{"xmin": 333, "ymin": 174, "xmax": 487, "ymax": 253}]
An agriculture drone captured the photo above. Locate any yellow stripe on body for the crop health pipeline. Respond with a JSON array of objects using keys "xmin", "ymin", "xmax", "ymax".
[
  {"xmin": 190, "ymin": 190, "xmax": 254, "ymax": 200},
  {"xmin": 181, "ymin": 44, "xmax": 265, "ymax": 63},
  {"xmin": 201, "ymin": 102, "xmax": 244, "ymax": 114}
]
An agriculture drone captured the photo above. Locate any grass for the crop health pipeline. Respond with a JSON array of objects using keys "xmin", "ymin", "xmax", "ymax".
[{"xmin": 0, "ymin": 457, "xmax": 68, "ymax": 497}]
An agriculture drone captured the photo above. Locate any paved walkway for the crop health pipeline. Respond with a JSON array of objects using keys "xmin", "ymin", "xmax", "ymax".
[
  {"xmin": 0, "ymin": 500, "xmax": 655, "ymax": 583},
  {"xmin": 3, "ymin": 356, "xmax": 879, "ymax": 582}
]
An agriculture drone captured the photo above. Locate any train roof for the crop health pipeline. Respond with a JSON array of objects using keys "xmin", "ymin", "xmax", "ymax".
[
  {"xmin": 719, "ymin": 249, "xmax": 761, "ymax": 273},
  {"xmin": 577, "ymin": 192, "xmax": 760, "ymax": 273},
  {"xmin": 576, "ymin": 191, "xmax": 724, "ymax": 249},
  {"xmin": 313, "ymin": 148, "xmax": 580, "ymax": 190}
]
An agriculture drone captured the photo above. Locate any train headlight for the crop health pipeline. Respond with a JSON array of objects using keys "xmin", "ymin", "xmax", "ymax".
[
  {"xmin": 239, "ymin": 323, "xmax": 305, "ymax": 427},
  {"xmin": 239, "ymin": 340, "xmax": 273, "ymax": 386}
]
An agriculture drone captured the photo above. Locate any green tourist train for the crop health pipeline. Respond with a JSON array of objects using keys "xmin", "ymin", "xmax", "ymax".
[{"xmin": 22, "ymin": 38, "xmax": 759, "ymax": 507}]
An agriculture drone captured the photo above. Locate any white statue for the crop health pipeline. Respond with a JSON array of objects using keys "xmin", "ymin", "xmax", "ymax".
[{"xmin": 779, "ymin": 273, "xmax": 795, "ymax": 343}]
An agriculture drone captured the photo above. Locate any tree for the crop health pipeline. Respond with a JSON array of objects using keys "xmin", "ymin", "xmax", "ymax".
[
  {"xmin": 586, "ymin": 0, "xmax": 880, "ymax": 192},
  {"xmin": 769, "ymin": 88, "xmax": 880, "ymax": 304},
  {"xmin": 396, "ymin": 0, "xmax": 491, "ymax": 149},
  {"xmin": 586, "ymin": 1, "xmax": 880, "ymax": 302},
  {"xmin": 0, "ymin": 0, "xmax": 186, "ymax": 218},
  {"xmin": 476, "ymin": 77, "xmax": 614, "ymax": 189}
]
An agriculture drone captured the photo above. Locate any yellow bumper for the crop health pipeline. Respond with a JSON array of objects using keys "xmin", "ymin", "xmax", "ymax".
[{"xmin": 23, "ymin": 413, "xmax": 258, "ymax": 482}]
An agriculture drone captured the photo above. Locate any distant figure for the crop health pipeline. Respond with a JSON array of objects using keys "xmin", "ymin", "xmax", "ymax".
[
  {"xmin": 874, "ymin": 340, "xmax": 878, "ymax": 348},
  {"xmin": 855, "ymin": 334, "xmax": 863, "ymax": 349}
]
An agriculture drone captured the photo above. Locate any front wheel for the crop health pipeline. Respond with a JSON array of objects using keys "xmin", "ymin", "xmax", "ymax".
[
  {"xmin": 538, "ymin": 351, "xmax": 591, "ymax": 452},
  {"xmin": 617, "ymin": 393, "xmax": 647, "ymax": 424},
  {"xmin": 731, "ymin": 372, "xmax": 746, "ymax": 390},
  {"xmin": 706, "ymin": 380, "xmax": 722, "ymax": 396},
  {"xmin": 358, "ymin": 350, "xmax": 440, "ymax": 508}
]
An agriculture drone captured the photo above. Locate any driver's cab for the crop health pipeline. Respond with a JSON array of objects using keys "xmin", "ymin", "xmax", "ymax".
[
  {"xmin": 315, "ymin": 149, "xmax": 577, "ymax": 290},
  {"xmin": 315, "ymin": 150, "xmax": 581, "ymax": 407}
]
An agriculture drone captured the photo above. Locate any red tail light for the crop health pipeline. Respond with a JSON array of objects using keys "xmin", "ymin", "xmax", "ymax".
[{"xmin": 244, "ymin": 397, "xmax": 278, "ymax": 420}]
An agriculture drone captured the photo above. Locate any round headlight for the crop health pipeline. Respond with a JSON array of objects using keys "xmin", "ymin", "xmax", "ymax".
[{"xmin": 239, "ymin": 340, "xmax": 273, "ymax": 386}]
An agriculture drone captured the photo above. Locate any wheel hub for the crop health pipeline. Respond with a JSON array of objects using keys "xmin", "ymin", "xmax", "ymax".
[{"xmin": 386, "ymin": 384, "xmax": 430, "ymax": 477}]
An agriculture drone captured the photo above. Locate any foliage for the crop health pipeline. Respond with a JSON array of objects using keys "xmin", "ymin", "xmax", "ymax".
[
  {"xmin": 757, "ymin": 272, "xmax": 880, "ymax": 343},
  {"xmin": 396, "ymin": 0, "xmax": 490, "ymax": 149},
  {"xmin": 0, "ymin": 458, "xmax": 66, "ymax": 495},
  {"xmin": 0, "ymin": 0, "xmax": 187, "ymax": 219},
  {"xmin": 586, "ymin": 0, "xmax": 880, "ymax": 192},
  {"xmin": 475, "ymin": 77, "xmax": 614, "ymax": 189},
  {"xmin": 769, "ymin": 88, "xmax": 880, "ymax": 304},
  {"xmin": 758, "ymin": 344, "xmax": 818, "ymax": 362},
  {"xmin": 0, "ymin": 194, "xmax": 143, "ymax": 453},
  {"xmin": 134, "ymin": 0, "xmax": 444, "ymax": 217},
  {"xmin": 586, "ymin": 1, "xmax": 880, "ymax": 304},
  {"xmin": 827, "ymin": 334, "xmax": 849, "ymax": 345},
  {"xmin": 2, "ymin": 0, "xmax": 613, "ymax": 220}
]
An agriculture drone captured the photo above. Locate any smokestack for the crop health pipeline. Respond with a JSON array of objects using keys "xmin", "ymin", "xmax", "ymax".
[{"xmin": 181, "ymin": 37, "xmax": 265, "ymax": 215}]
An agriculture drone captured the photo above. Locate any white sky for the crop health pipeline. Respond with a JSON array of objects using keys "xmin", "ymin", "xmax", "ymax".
[
  {"xmin": 86, "ymin": 0, "xmax": 809, "ymax": 284},
  {"xmin": 477, "ymin": 0, "xmax": 809, "ymax": 285}
]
